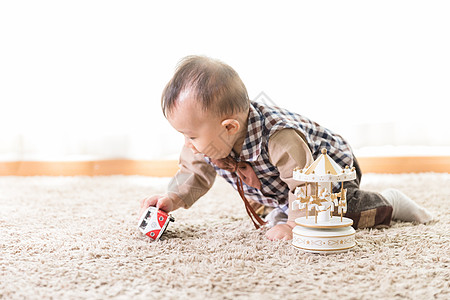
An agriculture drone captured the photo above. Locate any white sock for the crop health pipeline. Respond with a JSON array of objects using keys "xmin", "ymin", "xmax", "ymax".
[
  {"xmin": 264, "ymin": 208, "xmax": 288, "ymax": 228},
  {"xmin": 381, "ymin": 188, "xmax": 434, "ymax": 223}
]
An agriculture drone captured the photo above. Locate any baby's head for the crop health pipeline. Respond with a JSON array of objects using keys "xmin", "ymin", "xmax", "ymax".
[{"xmin": 162, "ymin": 56, "xmax": 250, "ymax": 159}]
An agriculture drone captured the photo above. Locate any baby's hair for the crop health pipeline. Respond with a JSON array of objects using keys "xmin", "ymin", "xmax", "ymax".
[{"xmin": 161, "ymin": 55, "xmax": 250, "ymax": 118}]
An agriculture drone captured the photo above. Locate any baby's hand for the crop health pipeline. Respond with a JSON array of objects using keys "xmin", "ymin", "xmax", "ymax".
[
  {"xmin": 265, "ymin": 221, "xmax": 296, "ymax": 241},
  {"xmin": 138, "ymin": 194, "xmax": 174, "ymax": 219}
]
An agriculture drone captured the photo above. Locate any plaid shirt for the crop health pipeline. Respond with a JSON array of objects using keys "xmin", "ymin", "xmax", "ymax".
[{"xmin": 204, "ymin": 101, "xmax": 354, "ymax": 214}]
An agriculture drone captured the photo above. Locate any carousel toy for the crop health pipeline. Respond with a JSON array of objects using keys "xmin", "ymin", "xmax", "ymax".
[{"xmin": 292, "ymin": 148, "xmax": 357, "ymax": 253}]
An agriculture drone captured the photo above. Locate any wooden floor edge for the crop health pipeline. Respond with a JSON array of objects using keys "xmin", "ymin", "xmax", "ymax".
[
  {"xmin": 0, "ymin": 160, "xmax": 180, "ymax": 177},
  {"xmin": 0, "ymin": 156, "xmax": 449, "ymax": 176},
  {"xmin": 356, "ymin": 156, "xmax": 450, "ymax": 174}
]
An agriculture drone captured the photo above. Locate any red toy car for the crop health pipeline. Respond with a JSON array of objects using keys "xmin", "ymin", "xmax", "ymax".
[{"xmin": 138, "ymin": 207, "xmax": 174, "ymax": 241}]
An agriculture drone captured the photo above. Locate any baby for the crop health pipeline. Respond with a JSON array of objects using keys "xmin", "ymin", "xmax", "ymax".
[{"xmin": 139, "ymin": 55, "xmax": 433, "ymax": 241}]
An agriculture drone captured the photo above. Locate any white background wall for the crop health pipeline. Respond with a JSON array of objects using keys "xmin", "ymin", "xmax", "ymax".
[{"xmin": 1, "ymin": 0, "xmax": 449, "ymax": 161}]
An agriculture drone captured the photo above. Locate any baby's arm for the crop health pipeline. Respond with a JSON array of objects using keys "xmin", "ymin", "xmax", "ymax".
[
  {"xmin": 265, "ymin": 221, "xmax": 297, "ymax": 240},
  {"xmin": 138, "ymin": 193, "xmax": 184, "ymax": 219},
  {"xmin": 139, "ymin": 145, "xmax": 216, "ymax": 217},
  {"xmin": 265, "ymin": 129, "xmax": 314, "ymax": 241}
]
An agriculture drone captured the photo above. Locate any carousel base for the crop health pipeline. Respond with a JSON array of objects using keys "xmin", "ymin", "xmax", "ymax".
[{"xmin": 292, "ymin": 216, "xmax": 356, "ymax": 254}]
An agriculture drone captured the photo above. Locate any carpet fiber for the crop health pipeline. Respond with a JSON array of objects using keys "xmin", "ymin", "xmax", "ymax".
[{"xmin": 1, "ymin": 173, "xmax": 449, "ymax": 299}]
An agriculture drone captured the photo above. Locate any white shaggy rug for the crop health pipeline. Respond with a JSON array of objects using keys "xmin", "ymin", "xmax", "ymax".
[{"xmin": 1, "ymin": 173, "xmax": 449, "ymax": 299}]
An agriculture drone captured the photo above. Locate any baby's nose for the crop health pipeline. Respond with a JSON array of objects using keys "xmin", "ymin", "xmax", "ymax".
[
  {"xmin": 184, "ymin": 138, "xmax": 199, "ymax": 154},
  {"xmin": 184, "ymin": 137, "xmax": 192, "ymax": 147}
]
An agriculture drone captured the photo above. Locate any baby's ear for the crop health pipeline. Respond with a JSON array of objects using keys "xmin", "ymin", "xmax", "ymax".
[{"xmin": 221, "ymin": 119, "xmax": 240, "ymax": 135}]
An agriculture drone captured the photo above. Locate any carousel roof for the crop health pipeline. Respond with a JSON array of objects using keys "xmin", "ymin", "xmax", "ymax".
[{"xmin": 293, "ymin": 148, "xmax": 356, "ymax": 183}]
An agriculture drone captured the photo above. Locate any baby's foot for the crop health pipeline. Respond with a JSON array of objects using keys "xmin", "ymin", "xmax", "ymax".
[{"xmin": 381, "ymin": 188, "xmax": 433, "ymax": 223}]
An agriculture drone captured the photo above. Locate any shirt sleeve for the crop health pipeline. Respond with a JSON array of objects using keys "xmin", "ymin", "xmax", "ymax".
[
  {"xmin": 167, "ymin": 145, "xmax": 217, "ymax": 208},
  {"xmin": 268, "ymin": 128, "xmax": 314, "ymax": 221}
]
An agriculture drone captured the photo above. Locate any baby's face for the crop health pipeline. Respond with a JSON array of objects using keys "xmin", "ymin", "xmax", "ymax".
[{"xmin": 167, "ymin": 93, "xmax": 237, "ymax": 159}]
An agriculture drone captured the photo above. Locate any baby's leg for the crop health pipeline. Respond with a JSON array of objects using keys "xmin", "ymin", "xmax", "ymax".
[
  {"xmin": 343, "ymin": 157, "xmax": 432, "ymax": 228},
  {"xmin": 343, "ymin": 157, "xmax": 393, "ymax": 228},
  {"xmin": 343, "ymin": 178, "xmax": 433, "ymax": 227},
  {"xmin": 381, "ymin": 188, "xmax": 433, "ymax": 223},
  {"xmin": 344, "ymin": 185, "xmax": 393, "ymax": 229}
]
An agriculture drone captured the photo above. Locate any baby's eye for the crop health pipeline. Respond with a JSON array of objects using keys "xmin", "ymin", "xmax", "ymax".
[{"xmin": 189, "ymin": 137, "xmax": 197, "ymax": 140}]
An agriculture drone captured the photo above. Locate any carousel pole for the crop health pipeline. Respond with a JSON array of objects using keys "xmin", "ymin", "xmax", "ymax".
[
  {"xmin": 315, "ymin": 182, "xmax": 318, "ymax": 223},
  {"xmin": 330, "ymin": 181, "xmax": 333, "ymax": 218},
  {"xmin": 340, "ymin": 181, "xmax": 344, "ymax": 222},
  {"xmin": 305, "ymin": 183, "xmax": 309, "ymax": 219}
]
